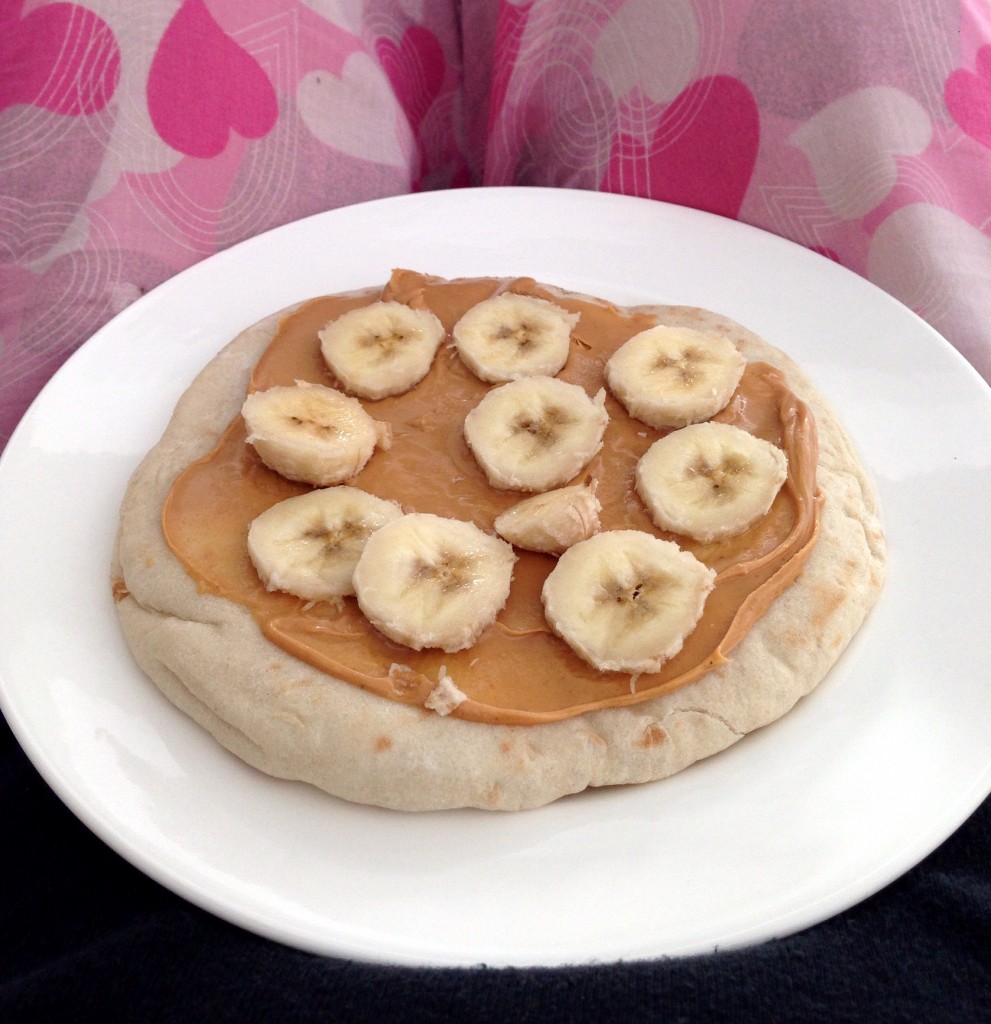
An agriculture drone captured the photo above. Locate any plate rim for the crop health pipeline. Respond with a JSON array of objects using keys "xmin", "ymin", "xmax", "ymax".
[{"xmin": 3, "ymin": 186, "xmax": 991, "ymax": 967}]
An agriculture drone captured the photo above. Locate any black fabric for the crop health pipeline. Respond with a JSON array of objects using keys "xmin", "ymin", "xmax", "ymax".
[{"xmin": 3, "ymin": 709, "xmax": 990, "ymax": 1024}]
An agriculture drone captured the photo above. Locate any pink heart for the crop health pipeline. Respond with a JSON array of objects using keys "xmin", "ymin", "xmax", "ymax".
[
  {"xmin": 147, "ymin": 0, "xmax": 278, "ymax": 159},
  {"xmin": 375, "ymin": 26, "xmax": 446, "ymax": 135},
  {"xmin": 945, "ymin": 45, "xmax": 991, "ymax": 149},
  {"xmin": 601, "ymin": 75, "xmax": 759, "ymax": 220},
  {"xmin": 0, "ymin": 1, "xmax": 119, "ymax": 116}
]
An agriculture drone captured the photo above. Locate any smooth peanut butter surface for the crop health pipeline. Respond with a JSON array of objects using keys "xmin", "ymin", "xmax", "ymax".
[{"xmin": 162, "ymin": 271, "xmax": 821, "ymax": 726}]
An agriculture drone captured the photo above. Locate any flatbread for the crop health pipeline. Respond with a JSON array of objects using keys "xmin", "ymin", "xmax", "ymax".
[{"xmin": 111, "ymin": 279, "xmax": 886, "ymax": 811}]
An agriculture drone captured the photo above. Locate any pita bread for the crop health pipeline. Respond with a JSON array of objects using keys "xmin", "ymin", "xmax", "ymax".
[{"xmin": 111, "ymin": 278, "xmax": 885, "ymax": 811}]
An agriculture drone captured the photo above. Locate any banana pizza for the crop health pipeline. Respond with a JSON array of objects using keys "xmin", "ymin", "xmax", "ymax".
[{"xmin": 111, "ymin": 270, "xmax": 886, "ymax": 811}]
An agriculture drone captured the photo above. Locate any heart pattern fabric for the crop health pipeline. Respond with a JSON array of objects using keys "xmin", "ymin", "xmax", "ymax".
[
  {"xmin": 0, "ymin": 0, "xmax": 120, "ymax": 116},
  {"xmin": 146, "ymin": 0, "xmax": 279, "ymax": 159},
  {"xmin": 600, "ymin": 75, "xmax": 760, "ymax": 220},
  {"xmin": 3, "ymin": 0, "xmax": 991, "ymax": 450},
  {"xmin": 946, "ymin": 43, "xmax": 991, "ymax": 150}
]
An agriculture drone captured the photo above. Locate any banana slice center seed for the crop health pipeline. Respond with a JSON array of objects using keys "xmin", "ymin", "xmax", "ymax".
[
  {"xmin": 596, "ymin": 572, "xmax": 670, "ymax": 620},
  {"xmin": 287, "ymin": 414, "xmax": 340, "ymax": 438},
  {"xmin": 512, "ymin": 405, "xmax": 574, "ymax": 449},
  {"xmin": 495, "ymin": 321, "xmax": 539, "ymax": 350},
  {"xmin": 653, "ymin": 348, "xmax": 708, "ymax": 387},
  {"xmin": 412, "ymin": 552, "xmax": 479, "ymax": 593},
  {"xmin": 688, "ymin": 455, "xmax": 749, "ymax": 498},
  {"xmin": 360, "ymin": 328, "xmax": 411, "ymax": 360},
  {"xmin": 303, "ymin": 520, "xmax": 369, "ymax": 554}
]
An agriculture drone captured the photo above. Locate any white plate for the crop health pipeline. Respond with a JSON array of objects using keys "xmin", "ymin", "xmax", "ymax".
[{"xmin": 2, "ymin": 187, "xmax": 991, "ymax": 968}]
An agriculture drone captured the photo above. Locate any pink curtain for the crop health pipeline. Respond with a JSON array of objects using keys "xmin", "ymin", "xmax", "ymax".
[{"xmin": 3, "ymin": 0, "xmax": 990, "ymax": 450}]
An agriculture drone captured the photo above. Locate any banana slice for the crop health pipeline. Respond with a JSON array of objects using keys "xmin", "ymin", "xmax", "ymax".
[
  {"xmin": 247, "ymin": 486, "xmax": 403, "ymax": 601},
  {"xmin": 452, "ymin": 292, "xmax": 579, "ymax": 382},
  {"xmin": 352, "ymin": 512, "xmax": 516, "ymax": 652},
  {"xmin": 242, "ymin": 381, "xmax": 391, "ymax": 486},
  {"xmin": 636, "ymin": 421, "xmax": 788, "ymax": 542},
  {"xmin": 318, "ymin": 300, "xmax": 446, "ymax": 399},
  {"xmin": 542, "ymin": 530, "xmax": 716, "ymax": 674},
  {"xmin": 605, "ymin": 324, "xmax": 746, "ymax": 428},
  {"xmin": 493, "ymin": 481, "xmax": 601, "ymax": 554},
  {"xmin": 463, "ymin": 376, "xmax": 608, "ymax": 492}
]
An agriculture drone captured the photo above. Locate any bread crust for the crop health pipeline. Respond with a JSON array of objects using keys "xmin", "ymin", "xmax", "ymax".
[{"xmin": 111, "ymin": 286, "xmax": 886, "ymax": 811}]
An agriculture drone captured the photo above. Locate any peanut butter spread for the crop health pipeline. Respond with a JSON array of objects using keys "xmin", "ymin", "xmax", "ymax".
[{"xmin": 161, "ymin": 270, "xmax": 822, "ymax": 726}]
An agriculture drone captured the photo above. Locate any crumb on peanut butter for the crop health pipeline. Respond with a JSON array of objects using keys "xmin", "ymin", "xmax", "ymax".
[{"xmin": 424, "ymin": 667, "xmax": 468, "ymax": 716}]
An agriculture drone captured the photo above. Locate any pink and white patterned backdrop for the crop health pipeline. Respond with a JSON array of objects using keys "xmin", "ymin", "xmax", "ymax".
[{"xmin": 3, "ymin": 0, "xmax": 990, "ymax": 450}]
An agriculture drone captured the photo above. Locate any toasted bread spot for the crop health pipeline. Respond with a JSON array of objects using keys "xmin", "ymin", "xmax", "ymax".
[
  {"xmin": 637, "ymin": 722, "xmax": 668, "ymax": 748},
  {"xmin": 810, "ymin": 584, "xmax": 846, "ymax": 630},
  {"xmin": 778, "ymin": 628, "xmax": 806, "ymax": 653}
]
